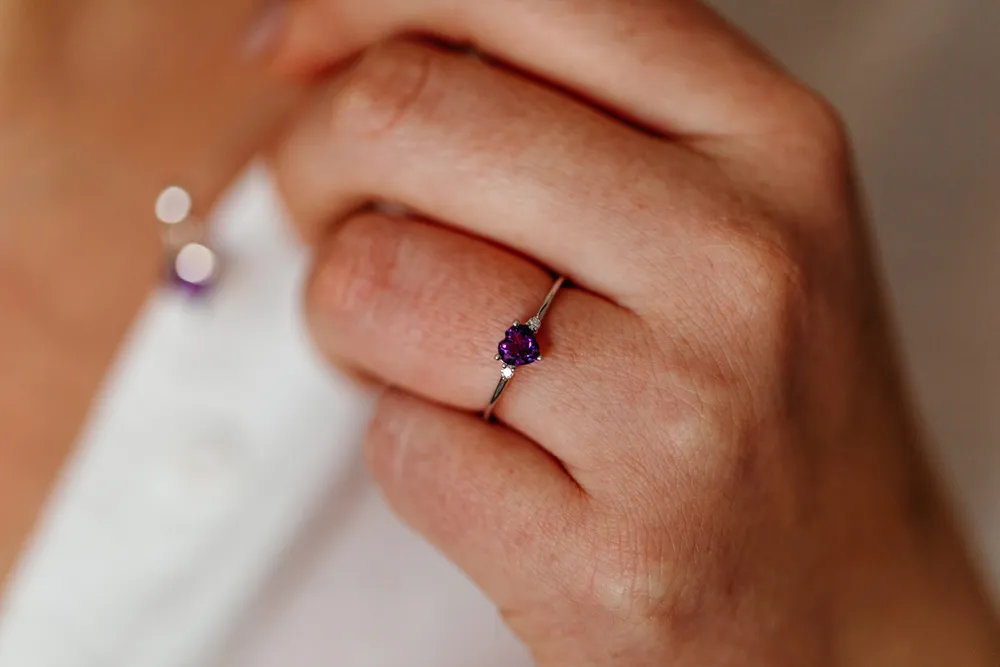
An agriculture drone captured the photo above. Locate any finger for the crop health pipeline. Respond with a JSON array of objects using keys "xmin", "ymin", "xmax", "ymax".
[
  {"xmin": 306, "ymin": 211, "xmax": 661, "ymax": 480},
  {"xmin": 274, "ymin": 0, "xmax": 811, "ymax": 140},
  {"xmin": 366, "ymin": 390, "xmax": 585, "ymax": 608},
  {"xmin": 274, "ymin": 41, "xmax": 730, "ymax": 307}
]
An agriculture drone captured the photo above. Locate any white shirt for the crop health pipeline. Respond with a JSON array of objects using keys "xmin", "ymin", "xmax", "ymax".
[{"xmin": 1, "ymin": 1, "xmax": 998, "ymax": 664}]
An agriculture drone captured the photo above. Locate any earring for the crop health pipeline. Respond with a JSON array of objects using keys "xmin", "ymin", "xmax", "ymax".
[{"xmin": 156, "ymin": 186, "xmax": 220, "ymax": 296}]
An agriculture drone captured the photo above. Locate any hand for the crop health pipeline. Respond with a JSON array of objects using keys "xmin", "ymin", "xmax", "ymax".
[{"xmin": 269, "ymin": 1, "xmax": 1000, "ymax": 664}]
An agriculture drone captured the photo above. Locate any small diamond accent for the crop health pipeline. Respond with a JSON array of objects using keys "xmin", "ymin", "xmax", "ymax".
[
  {"xmin": 526, "ymin": 317, "xmax": 542, "ymax": 332},
  {"xmin": 501, "ymin": 366, "xmax": 515, "ymax": 380}
]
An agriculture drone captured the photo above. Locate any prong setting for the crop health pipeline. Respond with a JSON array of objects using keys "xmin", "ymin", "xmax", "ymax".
[{"xmin": 484, "ymin": 277, "xmax": 566, "ymax": 421}]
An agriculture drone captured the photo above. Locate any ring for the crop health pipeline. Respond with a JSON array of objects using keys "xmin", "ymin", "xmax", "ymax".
[{"xmin": 483, "ymin": 276, "xmax": 566, "ymax": 421}]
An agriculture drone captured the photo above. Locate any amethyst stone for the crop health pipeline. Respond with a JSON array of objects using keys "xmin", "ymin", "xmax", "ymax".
[
  {"xmin": 498, "ymin": 324, "xmax": 541, "ymax": 367},
  {"xmin": 170, "ymin": 269, "xmax": 213, "ymax": 296},
  {"xmin": 168, "ymin": 242, "xmax": 218, "ymax": 297}
]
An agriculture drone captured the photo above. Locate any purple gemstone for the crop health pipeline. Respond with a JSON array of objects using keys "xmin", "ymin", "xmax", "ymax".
[
  {"xmin": 168, "ymin": 243, "xmax": 218, "ymax": 297},
  {"xmin": 170, "ymin": 270, "xmax": 213, "ymax": 296},
  {"xmin": 498, "ymin": 324, "xmax": 541, "ymax": 367}
]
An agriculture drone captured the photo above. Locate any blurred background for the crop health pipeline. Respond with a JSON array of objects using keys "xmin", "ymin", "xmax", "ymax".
[{"xmin": 0, "ymin": 0, "xmax": 997, "ymax": 665}]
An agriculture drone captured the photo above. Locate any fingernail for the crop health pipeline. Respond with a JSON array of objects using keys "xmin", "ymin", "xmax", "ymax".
[{"xmin": 244, "ymin": 0, "xmax": 286, "ymax": 59}]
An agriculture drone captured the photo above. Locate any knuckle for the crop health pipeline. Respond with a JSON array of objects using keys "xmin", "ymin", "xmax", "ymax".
[
  {"xmin": 583, "ymin": 514, "xmax": 673, "ymax": 621},
  {"xmin": 719, "ymin": 228, "xmax": 809, "ymax": 340},
  {"xmin": 786, "ymin": 88, "xmax": 851, "ymax": 161},
  {"xmin": 743, "ymin": 234, "xmax": 806, "ymax": 302},
  {"xmin": 306, "ymin": 214, "xmax": 403, "ymax": 323},
  {"xmin": 332, "ymin": 41, "xmax": 442, "ymax": 139}
]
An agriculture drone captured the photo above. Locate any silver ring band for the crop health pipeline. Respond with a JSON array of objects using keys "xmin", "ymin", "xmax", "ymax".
[{"xmin": 483, "ymin": 276, "xmax": 566, "ymax": 421}]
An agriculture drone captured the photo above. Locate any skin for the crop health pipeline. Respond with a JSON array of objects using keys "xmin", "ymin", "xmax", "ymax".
[
  {"xmin": 0, "ymin": 0, "xmax": 298, "ymax": 578},
  {"xmin": 1, "ymin": 0, "xmax": 998, "ymax": 664}
]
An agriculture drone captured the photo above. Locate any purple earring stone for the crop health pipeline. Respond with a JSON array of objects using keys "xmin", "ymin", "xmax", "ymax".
[
  {"xmin": 157, "ymin": 186, "xmax": 218, "ymax": 298},
  {"xmin": 169, "ymin": 266, "xmax": 215, "ymax": 296},
  {"xmin": 168, "ymin": 242, "xmax": 219, "ymax": 298}
]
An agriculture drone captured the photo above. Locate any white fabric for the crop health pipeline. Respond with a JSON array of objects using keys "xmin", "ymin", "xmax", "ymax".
[{"xmin": 0, "ymin": 1, "xmax": 997, "ymax": 665}]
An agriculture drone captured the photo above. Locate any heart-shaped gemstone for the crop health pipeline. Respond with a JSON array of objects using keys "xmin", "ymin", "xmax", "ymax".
[{"xmin": 498, "ymin": 324, "xmax": 541, "ymax": 367}]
